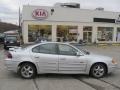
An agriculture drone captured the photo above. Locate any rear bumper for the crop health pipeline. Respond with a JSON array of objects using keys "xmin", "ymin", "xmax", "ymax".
[
  {"xmin": 5, "ymin": 58, "xmax": 20, "ymax": 73},
  {"xmin": 4, "ymin": 43, "xmax": 20, "ymax": 47}
]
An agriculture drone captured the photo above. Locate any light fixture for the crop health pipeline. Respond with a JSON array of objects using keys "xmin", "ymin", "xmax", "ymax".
[
  {"xmin": 51, "ymin": 8, "xmax": 54, "ymax": 15},
  {"xmin": 119, "ymin": 14, "xmax": 120, "ymax": 17}
]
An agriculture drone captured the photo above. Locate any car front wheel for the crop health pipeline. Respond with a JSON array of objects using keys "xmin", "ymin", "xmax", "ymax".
[
  {"xmin": 4, "ymin": 45, "xmax": 7, "ymax": 50},
  {"xmin": 90, "ymin": 63, "xmax": 107, "ymax": 78},
  {"xmin": 19, "ymin": 63, "xmax": 36, "ymax": 79}
]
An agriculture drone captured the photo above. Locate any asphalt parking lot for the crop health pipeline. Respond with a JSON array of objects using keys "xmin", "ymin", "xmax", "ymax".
[{"xmin": 0, "ymin": 45, "xmax": 120, "ymax": 90}]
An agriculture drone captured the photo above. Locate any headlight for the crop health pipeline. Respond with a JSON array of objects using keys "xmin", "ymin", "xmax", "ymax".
[{"xmin": 112, "ymin": 58, "xmax": 117, "ymax": 64}]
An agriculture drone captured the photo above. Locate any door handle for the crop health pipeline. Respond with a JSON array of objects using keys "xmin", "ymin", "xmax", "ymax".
[
  {"xmin": 79, "ymin": 62, "xmax": 85, "ymax": 63},
  {"xmin": 34, "ymin": 57, "xmax": 39, "ymax": 58},
  {"xmin": 60, "ymin": 58, "xmax": 66, "ymax": 60},
  {"xmin": 72, "ymin": 61, "xmax": 84, "ymax": 63}
]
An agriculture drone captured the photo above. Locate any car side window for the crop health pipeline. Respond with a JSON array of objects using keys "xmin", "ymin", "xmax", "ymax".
[
  {"xmin": 32, "ymin": 46, "xmax": 40, "ymax": 53},
  {"xmin": 58, "ymin": 44, "xmax": 78, "ymax": 56},
  {"xmin": 32, "ymin": 43, "xmax": 57, "ymax": 54}
]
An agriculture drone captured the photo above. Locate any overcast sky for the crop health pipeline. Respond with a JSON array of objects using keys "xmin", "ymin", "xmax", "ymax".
[{"xmin": 0, "ymin": 0, "xmax": 120, "ymax": 25}]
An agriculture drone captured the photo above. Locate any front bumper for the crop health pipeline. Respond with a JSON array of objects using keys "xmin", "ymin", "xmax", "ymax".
[
  {"xmin": 108, "ymin": 64, "xmax": 117, "ymax": 73},
  {"xmin": 5, "ymin": 58, "xmax": 19, "ymax": 73}
]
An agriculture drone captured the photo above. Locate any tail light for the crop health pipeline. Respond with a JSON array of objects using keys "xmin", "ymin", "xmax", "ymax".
[
  {"xmin": 17, "ymin": 40, "xmax": 20, "ymax": 42},
  {"xmin": 4, "ymin": 40, "xmax": 6, "ymax": 43},
  {"xmin": 6, "ymin": 52, "xmax": 12, "ymax": 59}
]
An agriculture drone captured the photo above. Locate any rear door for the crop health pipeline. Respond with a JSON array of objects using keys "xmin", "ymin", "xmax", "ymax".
[{"xmin": 31, "ymin": 43, "xmax": 59, "ymax": 73}]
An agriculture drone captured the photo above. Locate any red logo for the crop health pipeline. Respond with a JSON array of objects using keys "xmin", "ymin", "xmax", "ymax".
[{"xmin": 32, "ymin": 9, "xmax": 48, "ymax": 19}]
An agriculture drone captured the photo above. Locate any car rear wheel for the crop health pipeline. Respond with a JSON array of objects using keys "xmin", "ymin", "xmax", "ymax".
[
  {"xmin": 19, "ymin": 63, "xmax": 36, "ymax": 79},
  {"xmin": 4, "ymin": 45, "xmax": 7, "ymax": 50},
  {"xmin": 90, "ymin": 63, "xmax": 107, "ymax": 78}
]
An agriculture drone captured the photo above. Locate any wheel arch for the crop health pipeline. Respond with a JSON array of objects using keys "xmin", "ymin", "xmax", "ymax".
[
  {"xmin": 18, "ymin": 61, "xmax": 38, "ymax": 74},
  {"xmin": 89, "ymin": 62, "xmax": 108, "ymax": 75}
]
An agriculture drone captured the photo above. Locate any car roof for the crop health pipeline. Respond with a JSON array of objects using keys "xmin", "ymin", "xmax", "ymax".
[
  {"xmin": 25, "ymin": 42, "xmax": 71, "ymax": 49},
  {"xmin": 6, "ymin": 35, "xmax": 17, "ymax": 37},
  {"xmin": 35, "ymin": 42, "xmax": 70, "ymax": 46}
]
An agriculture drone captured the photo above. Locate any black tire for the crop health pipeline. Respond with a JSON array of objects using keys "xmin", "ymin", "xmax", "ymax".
[
  {"xmin": 4, "ymin": 45, "xmax": 7, "ymax": 50},
  {"xmin": 90, "ymin": 63, "xmax": 107, "ymax": 78},
  {"xmin": 19, "ymin": 63, "xmax": 37, "ymax": 79}
]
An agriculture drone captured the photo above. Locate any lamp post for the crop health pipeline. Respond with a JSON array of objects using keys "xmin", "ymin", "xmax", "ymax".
[{"xmin": 18, "ymin": 7, "xmax": 23, "ymax": 44}]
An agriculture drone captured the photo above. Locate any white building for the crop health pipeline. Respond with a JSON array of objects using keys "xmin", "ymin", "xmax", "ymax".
[{"xmin": 22, "ymin": 3, "xmax": 120, "ymax": 44}]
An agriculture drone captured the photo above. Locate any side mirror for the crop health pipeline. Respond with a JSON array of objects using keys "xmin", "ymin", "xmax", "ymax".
[
  {"xmin": 86, "ymin": 51, "xmax": 90, "ymax": 55},
  {"xmin": 76, "ymin": 52, "xmax": 81, "ymax": 56}
]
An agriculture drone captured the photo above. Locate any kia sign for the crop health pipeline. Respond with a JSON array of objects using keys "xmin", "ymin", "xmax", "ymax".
[{"xmin": 32, "ymin": 9, "xmax": 48, "ymax": 20}]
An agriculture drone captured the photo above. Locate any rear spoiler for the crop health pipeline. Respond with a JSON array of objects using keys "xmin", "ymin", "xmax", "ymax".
[{"xmin": 9, "ymin": 47, "xmax": 22, "ymax": 51}]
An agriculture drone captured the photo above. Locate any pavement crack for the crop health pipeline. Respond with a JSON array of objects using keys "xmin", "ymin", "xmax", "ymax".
[
  {"xmin": 33, "ymin": 79, "xmax": 39, "ymax": 90},
  {"xmin": 73, "ymin": 75, "xmax": 120, "ymax": 90},
  {"xmin": 99, "ymin": 79, "xmax": 120, "ymax": 90},
  {"xmin": 73, "ymin": 76, "xmax": 101, "ymax": 90}
]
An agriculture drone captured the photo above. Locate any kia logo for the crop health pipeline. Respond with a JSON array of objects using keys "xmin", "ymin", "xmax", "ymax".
[{"xmin": 32, "ymin": 9, "xmax": 48, "ymax": 19}]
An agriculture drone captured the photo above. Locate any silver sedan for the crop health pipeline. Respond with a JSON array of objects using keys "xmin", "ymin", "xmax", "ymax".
[{"xmin": 5, "ymin": 42, "xmax": 117, "ymax": 79}]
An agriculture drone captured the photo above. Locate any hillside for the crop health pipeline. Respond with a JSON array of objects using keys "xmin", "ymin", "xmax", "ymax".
[{"xmin": 0, "ymin": 22, "xmax": 19, "ymax": 33}]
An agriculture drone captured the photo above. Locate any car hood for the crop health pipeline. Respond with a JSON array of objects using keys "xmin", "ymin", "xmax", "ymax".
[{"xmin": 86, "ymin": 53, "xmax": 112, "ymax": 62}]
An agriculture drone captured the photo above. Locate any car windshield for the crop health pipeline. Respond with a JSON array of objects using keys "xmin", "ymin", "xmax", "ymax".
[{"xmin": 72, "ymin": 45, "xmax": 90, "ymax": 55}]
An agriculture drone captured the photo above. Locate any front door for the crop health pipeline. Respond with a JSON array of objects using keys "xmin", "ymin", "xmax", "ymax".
[
  {"xmin": 58, "ymin": 44, "xmax": 87, "ymax": 73},
  {"xmin": 31, "ymin": 43, "xmax": 58, "ymax": 73},
  {"xmin": 83, "ymin": 31, "xmax": 92, "ymax": 43}
]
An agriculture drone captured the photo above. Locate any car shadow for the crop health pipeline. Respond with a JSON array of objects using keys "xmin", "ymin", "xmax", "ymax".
[
  {"xmin": 36, "ymin": 74, "xmax": 90, "ymax": 79},
  {"xmin": 35, "ymin": 73, "xmax": 116, "ymax": 80}
]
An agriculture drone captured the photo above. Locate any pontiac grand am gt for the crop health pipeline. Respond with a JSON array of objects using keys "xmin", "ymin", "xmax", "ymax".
[{"xmin": 5, "ymin": 42, "xmax": 117, "ymax": 79}]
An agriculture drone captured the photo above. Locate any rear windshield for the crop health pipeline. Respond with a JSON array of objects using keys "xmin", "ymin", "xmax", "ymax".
[
  {"xmin": 21, "ymin": 43, "xmax": 36, "ymax": 49},
  {"xmin": 0, "ymin": 34, "xmax": 4, "ymax": 38},
  {"xmin": 6, "ymin": 36, "xmax": 17, "ymax": 41}
]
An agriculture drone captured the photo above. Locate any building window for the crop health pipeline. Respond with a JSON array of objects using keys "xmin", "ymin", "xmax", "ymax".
[
  {"xmin": 28, "ymin": 25, "xmax": 52, "ymax": 42},
  {"xmin": 57, "ymin": 25, "xmax": 78, "ymax": 42},
  {"xmin": 83, "ymin": 26, "xmax": 92, "ymax": 43},
  {"xmin": 117, "ymin": 28, "xmax": 120, "ymax": 41},
  {"xmin": 97, "ymin": 27, "xmax": 113, "ymax": 41}
]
